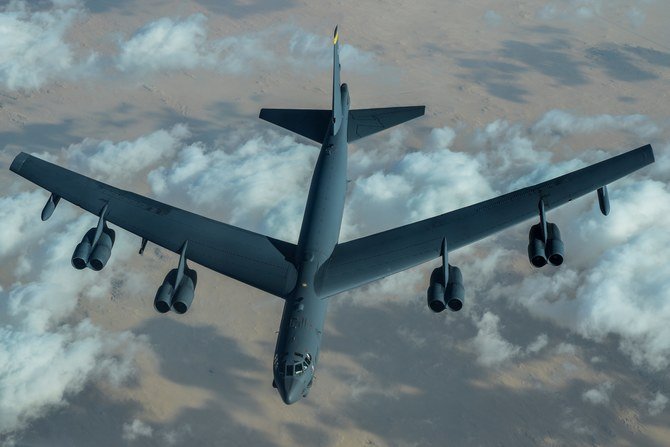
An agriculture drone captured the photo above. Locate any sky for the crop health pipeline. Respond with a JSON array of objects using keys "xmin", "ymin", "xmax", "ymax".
[{"xmin": 0, "ymin": 0, "xmax": 669, "ymax": 446}]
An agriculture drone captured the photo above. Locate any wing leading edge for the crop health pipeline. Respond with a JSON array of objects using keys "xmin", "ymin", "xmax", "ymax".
[
  {"xmin": 317, "ymin": 144, "xmax": 655, "ymax": 297},
  {"xmin": 10, "ymin": 153, "xmax": 298, "ymax": 298}
]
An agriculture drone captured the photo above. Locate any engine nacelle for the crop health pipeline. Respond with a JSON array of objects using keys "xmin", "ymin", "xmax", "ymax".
[
  {"xmin": 445, "ymin": 265, "xmax": 464, "ymax": 312},
  {"xmin": 172, "ymin": 269, "xmax": 198, "ymax": 314},
  {"xmin": 153, "ymin": 268, "xmax": 198, "ymax": 314},
  {"xmin": 527, "ymin": 224, "xmax": 547, "ymax": 268},
  {"xmin": 154, "ymin": 269, "xmax": 178, "ymax": 313},
  {"xmin": 71, "ymin": 226, "xmax": 116, "ymax": 270},
  {"xmin": 426, "ymin": 267, "xmax": 446, "ymax": 313},
  {"xmin": 546, "ymin": 223, "xmax": 564, "ymax": 266},
  {"xmin": 72, "ymin": 228, "xmax": 96, "ymax": 270},
  {"xmin": 89, "ymin": 227, "xmax": 116, "ymax": 271}
]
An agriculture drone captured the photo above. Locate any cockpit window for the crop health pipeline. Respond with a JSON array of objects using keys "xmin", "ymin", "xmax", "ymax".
[
  {"xmin": 295, "ymin": 363, "xmax": 304, "ymax": 374},
  {"xmin": 286, "ymin": 364, "xmax": 294, "ymax": 376},
  {"xmin": 295, "ymin": 352, "xmax": 303, "ymax": 358},
  {"xmin": 305, "ymin": 354, "xmax": 311, "ymax": 366}
]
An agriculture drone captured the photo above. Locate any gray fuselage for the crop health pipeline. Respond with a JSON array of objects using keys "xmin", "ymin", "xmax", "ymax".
[{"xmin": 273, "ymin": 84, "xmax": 350, "ymax": 404}]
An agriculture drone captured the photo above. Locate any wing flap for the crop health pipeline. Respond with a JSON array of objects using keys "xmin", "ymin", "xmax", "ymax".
[
  {"xmin": 11, "ymin": 153, "xmax": 298, "ymax": 298},
  {"xmin": 318, "ymin": 144, "xmax": 654, "ymax": 297}
]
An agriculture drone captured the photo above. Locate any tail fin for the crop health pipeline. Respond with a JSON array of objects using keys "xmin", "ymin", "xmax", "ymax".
[
  {"xmin": 259, "ymin": 26, "xmax": 425, "ymax": 144},
  {"xmin": 332, "ymin": 25, "xmax": 342, "ymax": 134},
  {"xmin": 258, "ymin": 26, "xmax": 343, "ymax": 145}
]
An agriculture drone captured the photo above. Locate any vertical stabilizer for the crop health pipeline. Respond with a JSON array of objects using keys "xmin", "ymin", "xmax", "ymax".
[{"xmin": 332, "ymin": 26, "xmax": 342, "ymax": 134}]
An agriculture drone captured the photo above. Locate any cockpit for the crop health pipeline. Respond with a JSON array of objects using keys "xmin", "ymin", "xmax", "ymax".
[{"xmin": 275, "ymin": 352, "xmax": 313, "ymax": 377}]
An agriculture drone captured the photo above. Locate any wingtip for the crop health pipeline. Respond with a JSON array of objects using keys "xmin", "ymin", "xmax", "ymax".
[
  {"xmin": 333, "ymin": 25, "xmax": 339, "ymax": 45},
  {"xmin": 9, "ymin": 152, "xmax": 29, "ymax": 173},
  {"xmin": 645, "ymin": 143, "xmax": 655, "ymax": 163}
]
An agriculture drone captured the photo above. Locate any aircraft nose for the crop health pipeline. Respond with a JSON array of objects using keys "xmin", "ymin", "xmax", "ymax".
[{"xmin": 280, "ymin": 378, "xmax": 304, "ymax": 405}]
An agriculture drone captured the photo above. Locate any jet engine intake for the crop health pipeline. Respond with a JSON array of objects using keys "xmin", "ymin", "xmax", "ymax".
[
  {"xmin": 154, "ymin": 269, "xmax": 178, "ymax": 313},
  {"xmin": 546, "ymin": 223, "xmax": 564, "ymax": 266},
  {"xmin": 89, "ymin": 227, "xmax": 116, "ymax": 271},
  {"xmin": 72, "ymin": 228, "xmax": 96, "ymax": 270},
  {"xmin": 153, "ymin": 241, "xmax": 198, "ymax": 314},
  {"xmin": 527, "ymin": 224, "xmax": 547, "ymax": 268},
  {"xmin": 445, "ymin": 265, "xmax": 464, "ymax": 312},
  {"xmin": 426, "ymin": 267, "xmax": 446, "ymax": 313},
  {"xmin": 71, "ymin": 227, "xmax": 116, "ymax": 270},
  {"xmin": 172, "ymin": 269, "xmax": 198, "ymax": 314}
]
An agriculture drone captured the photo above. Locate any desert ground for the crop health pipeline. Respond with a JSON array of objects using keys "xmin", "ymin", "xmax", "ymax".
[{"xmin": 0, "ymin": 1, "xmax": 669, "ymax": 446}]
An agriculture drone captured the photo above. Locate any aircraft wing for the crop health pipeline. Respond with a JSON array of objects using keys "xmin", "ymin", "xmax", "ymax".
[
  {"xmin": 317, "ymin": 144, "xmax": 654, "ymax": 297},
  {"xmin": 10, "ymin": 153, "xmax": 298, "ymax": 298}
]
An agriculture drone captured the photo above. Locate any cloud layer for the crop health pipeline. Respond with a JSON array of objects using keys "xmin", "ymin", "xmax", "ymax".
[
  {"xmin": 3, "ymin": 107, "xmax": 666, "ymax": 438},
  {"xmin": 0, "ymin": 2, "xmax": 381, "ymax": 90},
  {"xmin": 0, "ymin": 0, "xmax": 96, "ymax": 90}
]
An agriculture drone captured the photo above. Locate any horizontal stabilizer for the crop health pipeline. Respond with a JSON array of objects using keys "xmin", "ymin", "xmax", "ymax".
[
  {"xmin": 259, "ymin": 109, "xmax": 332, "ymax": 144},
  {"xmin": 347, "ymin": 106, "xmax": 425, "ymax": 142}
]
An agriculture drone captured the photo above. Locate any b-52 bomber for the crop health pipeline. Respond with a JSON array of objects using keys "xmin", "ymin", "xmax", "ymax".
[{"xmin": 10, "ymin": 27, "xmax": 655, "ymax": 404}]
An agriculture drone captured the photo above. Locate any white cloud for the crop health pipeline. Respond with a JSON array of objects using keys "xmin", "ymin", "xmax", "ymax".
[
  {"xmin": 532, "ymin": 110, "xmax": 659, "ymax": 140},
  {"xmin": 506, "ymin": 180, "xmax": 670, "ymax": 371},
  {"xmin": 0, "ymin": 0, "xmax": 97, "ymax": 90},
  {"xmin": 64, "ymin": 124, "xmax": 191, "ymax": 183},
  {"xmin": 2, "ymin": 106, "xmax": 663, "ymax": 434},
  {"xmin": 470, "ymin": 312, "xmax": 522, "ymax": 367},
  {"xmin": 527, "ymin": 334, "xmax": 549, "ymax": 354},
  {"xmin": 582, "ymin": 381, "xmax": 613, "ymax": 405},
  {"xmin": 537, "ymin": 0, "xmax": 652, "ymax": 26},
  {"xmin": 344, "ymin": 126, "xmax": 494, "ymax": 239},
  {"xmin": 627, "ymin": 7, "xmax": 647, "ymax": 28},
  {"xmin": 537, "ymin": 1, "xmax": 603, "ymax": 20},
  {"xmin": 287, "ymin": 28, "xmax": 379, "ymax": 72},
  {"xmin": 483, "ymin": 10, "xmax": 503, "ymax": 26},
  {"xmin": 147, "ymin": 129, "xmax": 316, "ymax": 241},
  {"xmin": 0, "ymin": 191, "xmax": 146, "ymax": 435},
  {"xmin": 556, "ymin": 343, "xmax": 579, "ymax": 356},
  {"xmin": 122, "ymin": 419, "xmax": 153, "ymax": 441},
  {"xmin": 116, "ymin": 14, "xmax": 216, "ymax": 73},
  {"xmin": 116, "ymin": 20, "xmax": 381, "ymax": 76},
  {"xmin": 648, "ymin": 392, "xmax": 668, "ymax": 416}
]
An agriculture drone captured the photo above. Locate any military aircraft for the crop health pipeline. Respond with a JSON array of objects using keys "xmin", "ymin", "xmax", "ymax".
[{"xmin": 10, "ymin": 27, "xmax": 655, "ymax": 405}]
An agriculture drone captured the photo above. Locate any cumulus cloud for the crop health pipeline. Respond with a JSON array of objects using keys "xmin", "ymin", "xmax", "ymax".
[
  {"xmin": 582, "ymin": 381, "xmax": 613, "ymax": 405},
  {"xmin": 116, "ymin": 14, "xmax": 217, "ymax": 73},
  {"xmin": 538, "ymin": 0, "xmax": 603, "ymax": 20},
  {"xmin": 470, "ymin": 312, "xmax": 522, "ymax": 367},
  {"xmin": 0, "ymin": 0, "xmax": 97, "ymax": 90},
  {"xmin": 343, "ymin": 126, "xmax": 494, "ymax": 238},
  {"xmin": 627, "ymin": 7, "xmax": 647, "ymax": 28},
  {"xmin": 147, "ymin": 129, "xmax": 316, "ymax": 241},
  {"xmin": 0, "ymin": 172, "xmax": 147, "ymax": 435},
  {"xmin": 287, "ymin": 28, "xmax": 380, "ymax": 72},
  {"xmin": 532, "ymin": 110, "xmax": 659, "ymax": 140},
  {"xmin": 504, "ymin": 180, "xmax": 670, "ymax": 371},
  {"xmin": 483, "ymin": 10, "xmax": 503, "ymax": 26},
  {"xmin": 526, "ymin": 333, "xmax": 549, "ymax": 354},
  {"xmin": 342, "ymin": 109, "xmax": 667, "ymax": 372},
  {"xmin": 0, "ymin": 4, "xmax": 381, "ymax": 90},
  {"xmin": 648, "ymin": 392, "xmax": 668, "ymax": 416},
  {"xmin": 64, "ymin": 124, "xmax": 191, "ymax": 183},
  {"xmin": 2, "ymin": 105, "xmax": 662, "ymax": 434},
  {"xmin": 537, "ymin": 0, "xmax": 652, "ymax": 27},
  {"xmin": 122, "ymin": 419, "xmax": 153, "ymax": 441},
  {"xmin": 116, "ymin": 19, "xmax": 380, "ymax": 76}
]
